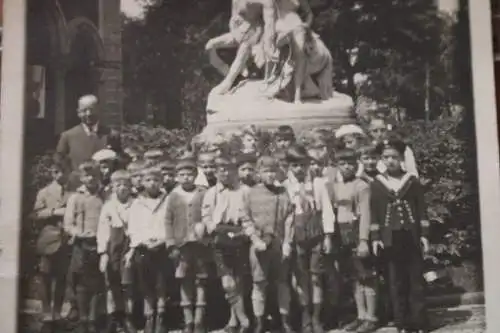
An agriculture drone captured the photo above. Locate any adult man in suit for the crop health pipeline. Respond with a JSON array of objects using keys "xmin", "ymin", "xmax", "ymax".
[
  {"xmin": 55, "ymin": 94, "xmax": 121, "ymax": 172},
  {"xmin": 54, "ymin": 94, "xmax": 121, "ymax": 321}
]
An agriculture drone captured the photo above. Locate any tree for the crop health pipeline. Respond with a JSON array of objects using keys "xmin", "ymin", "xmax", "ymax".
[{"xmin": 123, "ymin": 0, "xmax": 463, "ymax": 128}]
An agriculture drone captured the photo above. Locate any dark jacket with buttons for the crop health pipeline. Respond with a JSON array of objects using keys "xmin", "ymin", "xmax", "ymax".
[
  {"xmin": 369, "ymin": 173, "xmax": 429, "ymax": 247},
  {"xmin": 164, "ymin": 186, "xmax": 207, "ymax": 248}
]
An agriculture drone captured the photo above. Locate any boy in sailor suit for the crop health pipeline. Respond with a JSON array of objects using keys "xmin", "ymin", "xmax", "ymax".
[{"xmin": 369, "ymin": 137, "xmax": 429, "ymax": 333}]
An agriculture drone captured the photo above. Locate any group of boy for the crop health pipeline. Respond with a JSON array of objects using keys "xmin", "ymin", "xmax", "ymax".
[{"xmin": 32, "ymin": 117, "xmax": 430, "ymax": 333}]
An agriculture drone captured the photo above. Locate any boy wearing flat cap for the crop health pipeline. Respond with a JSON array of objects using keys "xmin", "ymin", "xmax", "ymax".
[
  {"xmin": 370, "ymin": 135, "xmax": 429, "ymax": 333},
  {"xmin": 241, "ymin": 155, "xmax": 295, "ymax": 333},
  {"xmin": 195, "ymin": 151, "xmax": 217, "ymax": 188},
  {"xmin": 31, "ymin": 162, "xmax": 71, "ymax": 324},
  {"xmin": 92, "ymin": 148, "xmax": 119, "ymax": 198},
  {"xmin": 335, "ymin": 124, "xmax": 367, "ymax": 151},
  {"xmin": 274, "ymin": 125, "xmax": 296, "ymax": 151},
  {"xmin": 63, "ymin": 161, "xmax": 106, "ymax": 333},
  {"xmin": 127, "ymin": 159, "xmax": 148, "ymax": 198},
  {"xmin": 144, "ymin": 148, "xmax": 165, "ymax": 164},
  {"xmin": 331, "ymin": 149, "xmax": 378, "ymax": 333},
  {"xmin": 284, "ymin": 145, "xmax": 335, "ymax": 333},
  {"xmin": 158, "ymin": 159, "xmax": 177, "ymax": 194},
  {"xmin": 236, "ymin": 153, "xmax": 258, "ymax": 190},
  {"xmin": 201, "ymin": 156, "xmax": 253, "ymax": 333},
  {"xmin": 165, "ymin": 158, "xmax": 208, "ymax": 333},
  {"xmin": 97, "ymin": 170, "xmax": 136, "ymax": 333},
  {"xmin": 283, "ymin": 145, "xmax": 335, "ymax": 333},
  {"xmin": 125, "ymin": 165, "xmax": 169, "ymax": 333}
]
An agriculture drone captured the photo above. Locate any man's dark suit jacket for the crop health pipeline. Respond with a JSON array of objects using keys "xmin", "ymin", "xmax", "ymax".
[{"xmin": 55, "ymin": 123, "xmax": 119, "ymax": 171}]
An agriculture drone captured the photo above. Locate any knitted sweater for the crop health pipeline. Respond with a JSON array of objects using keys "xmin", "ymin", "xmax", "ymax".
[
  {"xmin": 63, "ymin": 186, "xmax": 105, "ymax": 238},
  {"xmin": 242, "ymin": 183, "xmax": 294, "ymax": 244},
  {"xmin": 165, "ymin": 186, "xmax": 207, "ymax": 248}
]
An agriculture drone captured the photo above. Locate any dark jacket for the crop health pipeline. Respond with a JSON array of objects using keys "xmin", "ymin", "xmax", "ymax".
[
  {"xmin": 369, "ymin": 173, "xmax": 429, "ymax": 247},
  {"xmin": 55, "ymin": 123, "xmax": 119, "ymax": 171}
]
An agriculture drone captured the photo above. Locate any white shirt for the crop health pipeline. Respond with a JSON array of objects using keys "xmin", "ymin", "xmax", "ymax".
[
  {"xmin": 128, "ymin": 192, "xmax": 168, "ymax": 248},
  {"xmin": 81, "ymin": 122, "xmax": 99, "ymax": 136},
  {"xmin": 202, "ymin": 182, "xmax": 248, "ymax": 233},
  {"xmin": 97, "ymin": 193, "xmax": 133, "ymax": 254},
  {"xmin": 194, "ymin": 167, "xmax": 210, "ymax": 187},
  {"xmin": 284, "ymin": 171, "xmax": 336, "ymax": 234}
]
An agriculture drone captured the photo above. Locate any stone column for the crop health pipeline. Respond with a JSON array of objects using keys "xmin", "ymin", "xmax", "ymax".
[{"xmin": 98, "ymin": 0, "xmax": 123, "ymax": 128}]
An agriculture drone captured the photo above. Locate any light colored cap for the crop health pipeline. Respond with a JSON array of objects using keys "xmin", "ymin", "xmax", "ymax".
[
  {"xmin": 92, "ymin": 149, "xmax": 118, "ymax": 162},
  {"xmin": 335, "ymin": 124, "xmax": 366, "ymax": 139},
  {"xmin": 77, "ymin": 95, "xmax": 98, "ymax": 111},
  {"xmin": 144, "ymin": 148, "xmax": 165, "ymax": 159}
]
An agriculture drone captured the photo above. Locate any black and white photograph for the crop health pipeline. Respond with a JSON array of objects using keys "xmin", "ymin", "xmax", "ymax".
[{"xmin": 1, "ymin": 0, "xmax": 500, "ymax": 333}]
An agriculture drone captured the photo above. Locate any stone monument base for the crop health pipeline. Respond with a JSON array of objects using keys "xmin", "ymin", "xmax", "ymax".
[{"xmin": 201, "ymin": 80, "xmax": 355, "ymax": 137}]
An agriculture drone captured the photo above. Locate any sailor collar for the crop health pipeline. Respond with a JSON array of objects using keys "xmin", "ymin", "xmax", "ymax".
[{"xmin": 375, "ymin": 172, "xmax": 415, "ymax": 198}]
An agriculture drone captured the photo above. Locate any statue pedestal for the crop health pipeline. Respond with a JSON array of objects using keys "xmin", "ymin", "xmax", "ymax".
[{"xmin": 201, "ymin": 80, "xmax": 355, "ymax": 137}]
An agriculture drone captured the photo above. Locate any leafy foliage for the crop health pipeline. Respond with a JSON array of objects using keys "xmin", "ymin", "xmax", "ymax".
[
  {"xmin": 395, "ymin": 115, "xmax": 481, "ymax": 267},
  {"xmin": 122, "ymin": 0, "xmax": 468, "ymax": 128}
]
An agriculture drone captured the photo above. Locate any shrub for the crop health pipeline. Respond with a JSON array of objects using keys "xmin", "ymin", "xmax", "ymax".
[{"xmin": 396, "ymin": 115, "xmax": 482, "ymax": 278}]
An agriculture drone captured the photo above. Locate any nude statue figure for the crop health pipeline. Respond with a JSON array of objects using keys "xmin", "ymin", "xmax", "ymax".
[{"xmin": 205, "ymin": 0, "xmax": 333, "ymax": 102}]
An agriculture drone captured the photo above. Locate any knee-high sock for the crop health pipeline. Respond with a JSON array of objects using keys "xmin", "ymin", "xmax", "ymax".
[
  {"xmin": 76, "ymin": 285, "xmax": 89, "ymax": 321},
  {"xmin": 364, "ymin": 281, "xmax": 378, "ymax": 322},
  {"xmin": 354, "ymin": 282, "xmax": 367, "ymax": 320},
  {"xmin": 123, "ymin": 284, "xmax": 134, "ymax": 315},
  {"xmin": 311, "ymin": 274, "xmax": 323, "ymax": 306},
  {"xmin": 194, "ymin": 306, "xmax": 205, "ymax": 326},
  {"xmin": 144, "ymin": 297, "xmax": 155, "ymax": 316},
  {"xmin": 278, "ymin": 282, "xmax": 291, "ymax": 315},
  {"xmin": 40, "ymin": 274, "xmax": 52, "ymax": 315},
  {"xmin": 195, "ymin": 279, "xmax": 207, "ymax": 326},
  {"xmin": 233, "ymin": 295, "xmax": 249, "ymax": 328},
  {"xmin": 183, "ymin": 306, "xmax": 194, "ymax": 326},
  {"xmin": 252, "ymin": 281, "xmax": 267, "ymax": 317}
]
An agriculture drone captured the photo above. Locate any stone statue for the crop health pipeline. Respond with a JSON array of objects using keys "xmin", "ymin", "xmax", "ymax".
[
  {"xmin": 202, "ymin": 0, "xmax": 354, "ymax": 135},
  {"xmin": 206, "ymin": 0, "xmax": 330, "ymax": 103},
  {"xmin": 205, "ymin": 0, "xmax": 277, "ymax": 95}
]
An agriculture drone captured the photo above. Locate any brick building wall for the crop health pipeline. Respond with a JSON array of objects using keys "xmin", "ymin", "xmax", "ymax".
[{"xmin": 98, "ymin": 0, "xmax": 123, "ymax": 128}]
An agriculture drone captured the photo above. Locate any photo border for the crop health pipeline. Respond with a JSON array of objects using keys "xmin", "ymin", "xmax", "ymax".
[
  {"xmin": 0, "ymin": 0, "xmax": 26, "ymax": 332},
  {"xmin": 469, "ymin": 1, "xmax": 500, "ymax": 332},
  {"xmin": 0, "ymin": 1, "xmax": 499, "ymax": 333}
]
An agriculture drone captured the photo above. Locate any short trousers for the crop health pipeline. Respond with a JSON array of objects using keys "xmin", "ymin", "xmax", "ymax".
[
  {"xmin": 175, "ymin": 242, "xmax": 210, "ymax": 280},
  {"xmin": 39, "ymin": 243, "xmax": 70, "ymax": 277},
  {"xmin": 133, "ymin": 245, "xmax": 170, "ymax": 298},
  {"xmin": 249, "ymin": 238, "xmax": 290, "ymax": 283},
  {"xmin": 295, "ymin": 242, "xmax": 324, "ymax": 275},
  {"xmin": 212, "ymin": 243, "xmax": 250, "ymax": 278}
]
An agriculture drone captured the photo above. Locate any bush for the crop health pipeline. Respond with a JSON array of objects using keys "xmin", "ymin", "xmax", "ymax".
[{"xmin": 396, "ymin": 115, "xmax": 482, "ymax": 284}]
